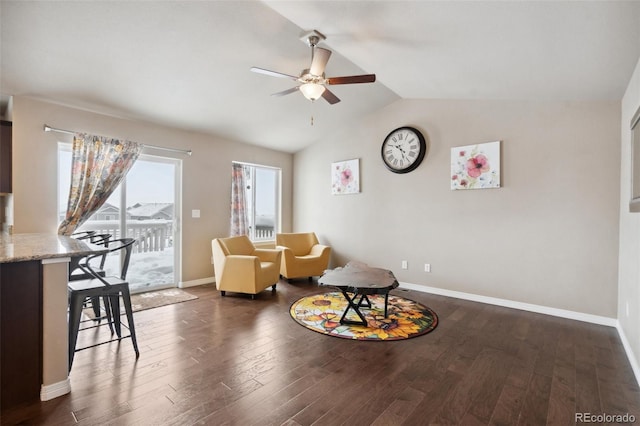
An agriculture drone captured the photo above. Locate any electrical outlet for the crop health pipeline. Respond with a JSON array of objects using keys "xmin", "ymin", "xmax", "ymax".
[
  {"xmin": 401, "ymin": 260, "xmax": 408, "ymax": 270},
  {"xmin": 424, "ymin": 263, "xmax": 431, "ymax": 272}
]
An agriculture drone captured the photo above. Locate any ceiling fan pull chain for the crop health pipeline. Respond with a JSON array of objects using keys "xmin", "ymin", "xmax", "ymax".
[{"xmin": 310, "ymin": 101, "xmax": 315, "ymax": 126}]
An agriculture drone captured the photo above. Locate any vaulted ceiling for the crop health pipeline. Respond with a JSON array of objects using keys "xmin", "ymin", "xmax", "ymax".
[{"xmin": 2, "ymin": 1, "xmax": 639, "ymax": 153}]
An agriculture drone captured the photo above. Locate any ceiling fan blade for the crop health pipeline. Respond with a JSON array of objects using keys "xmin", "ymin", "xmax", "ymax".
[
  {"xmin": 326, "ymin": 74, "xmax": 376, "ymax": 85},
  {"xmin": 310, "ymin": 47, "xmax": 331, "ymax": 76},
  {"xmin": 271, "ymin": 87, "xmax": 299, "ymax": 97},
  {"xmin": 322, "ymin": 88, "xmax": 341, "ymax": 105},
  {"xmin": 250, "ymin": 67, "xmax": 298, "ymax": 80}
]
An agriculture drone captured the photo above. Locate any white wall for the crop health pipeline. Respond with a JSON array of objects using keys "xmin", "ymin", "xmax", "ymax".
[
  {"xmin": 11, "ymin": 96, "xmax": 293, "ymax": 282},
  {"xmin": 618, "ymin": 56, "xmax": 640, "ymax": 377},
  {"xmin": 294, "ymin": 99, "xmax": 620, "ymax": 318}
]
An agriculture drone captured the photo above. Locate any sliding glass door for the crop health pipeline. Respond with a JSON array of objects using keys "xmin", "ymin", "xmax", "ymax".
[
  {"xmin": 123, "ymin": 156, "xmax": 180, "ymax": 292},
  {"xmin": 59, "ymin": 147, "xmax": 181, "ymax": 293}
]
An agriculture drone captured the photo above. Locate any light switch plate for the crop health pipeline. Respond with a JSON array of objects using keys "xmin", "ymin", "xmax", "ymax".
[{"xmin": 192, "ymin": 209, "xmax": 201, "ymax": 218}]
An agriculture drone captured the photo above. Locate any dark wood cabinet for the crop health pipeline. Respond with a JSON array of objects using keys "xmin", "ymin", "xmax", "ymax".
[
  {"xmin": 0, "ymin": 120, "xmax": 12, "ymax": 193},
  {"xmin": 0, "ymin": 261, "xmax": 43, "ymax": 411}
]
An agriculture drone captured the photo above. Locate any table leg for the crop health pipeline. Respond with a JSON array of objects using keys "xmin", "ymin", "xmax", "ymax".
[
  {"xmin": 384, "ymin": 292, "xmax": 395, "ymax": 318},
  {"xmin": 339, "ymin": 290, "xmax": 368, "ymax": 326},
  {"xmin": 354, "ymin": 293, "xmax": 371, "ymax": 309}
]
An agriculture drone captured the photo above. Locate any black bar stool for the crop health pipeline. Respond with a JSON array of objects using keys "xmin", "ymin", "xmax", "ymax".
[{"xmin": 67, "ymin": 238, "xmax": 140, "ymax": 371}]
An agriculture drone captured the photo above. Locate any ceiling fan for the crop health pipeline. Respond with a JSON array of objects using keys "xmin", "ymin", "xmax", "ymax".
[{"xmin": 250, "ymin": 30, "xmax": 376, "ymax": 105}]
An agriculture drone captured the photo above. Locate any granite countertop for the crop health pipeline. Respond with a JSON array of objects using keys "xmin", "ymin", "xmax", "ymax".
[{"xmin": 0, "ymin": 233, "xmax": 107, "ymax": 263}]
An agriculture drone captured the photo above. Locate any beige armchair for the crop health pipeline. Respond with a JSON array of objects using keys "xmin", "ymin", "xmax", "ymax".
[
  {"xmin": 211, "ymin": 235, "xmax": 282, "ymax": 298},
  {"xmin": 276, "ymin": 232, "xmax": 331, "ymax": 280}
]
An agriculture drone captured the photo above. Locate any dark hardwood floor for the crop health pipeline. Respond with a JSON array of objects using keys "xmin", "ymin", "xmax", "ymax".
[{"xmin": 2, "ymin": 280, "xmax": 639, "ymax": 425}]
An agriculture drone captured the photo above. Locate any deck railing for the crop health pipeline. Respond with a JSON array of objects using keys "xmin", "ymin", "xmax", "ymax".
[
  {"xmin": 80, "ymin": 220, "xmax": 273, "ymax": 250},
  {"xmin": 253, "ymin": 226, "xmax": 275, "ymax": 240},
  {"xmin": 79, "ymin": 219, "xmax": 173, "ymax": 253}
]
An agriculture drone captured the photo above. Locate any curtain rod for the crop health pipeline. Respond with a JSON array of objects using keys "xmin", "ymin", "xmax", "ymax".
[{"xmin": 43, "ymin": 124, "xmax": 192, "ymax": 156}]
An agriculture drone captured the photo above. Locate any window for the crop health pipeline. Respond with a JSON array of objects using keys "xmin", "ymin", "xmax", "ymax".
[{"xmin": 238, "ymin": 163, "xmax": 281, "ymax": 241}]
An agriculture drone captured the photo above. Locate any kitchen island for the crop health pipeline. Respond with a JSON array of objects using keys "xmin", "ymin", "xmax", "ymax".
[{"xmin": 0, "ymin": 233, "xmax": 108, "ymax": 410}]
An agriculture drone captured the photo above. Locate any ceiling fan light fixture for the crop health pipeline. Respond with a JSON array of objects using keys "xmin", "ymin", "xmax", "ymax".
[{"xmin": 299, "ymin": 83, "xmax": 326, "ymax": 101}]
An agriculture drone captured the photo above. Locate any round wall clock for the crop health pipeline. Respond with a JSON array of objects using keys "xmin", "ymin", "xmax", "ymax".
[{"xmin": 381, "ymin": 126, "xmax": 426, "ymax": 174}]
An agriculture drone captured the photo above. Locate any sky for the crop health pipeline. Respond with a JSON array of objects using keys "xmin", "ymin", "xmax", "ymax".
[{"xmin": 254, "ymin": 167, "xmax": 276, "ymax": 216}]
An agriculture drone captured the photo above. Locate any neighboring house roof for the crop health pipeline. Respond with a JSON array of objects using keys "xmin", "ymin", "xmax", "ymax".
[
  {"xmin": 127, "ymin": 203, "xmax": 173, "ymax": 219},
  {"xmin": 97, "ymin": 202, "xmax": 119, "ymax": 213}
]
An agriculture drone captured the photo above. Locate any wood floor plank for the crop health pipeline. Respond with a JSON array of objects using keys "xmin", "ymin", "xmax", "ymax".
[
  {"xmin": 289, "ymin": 354, "xmax": 391, "ymax": 425},
  {"xmin": 517, "ymin": 372, "xmax": 552, "ymax": 426},
  {"xmin": 431, "ymin": 348, "xmax": 514, "ymax": 424},
  {"xmin": 488, "ymin": 383, "xmax": 527, "ymax": 426},
  {"xmin": 3, "ymin": 282, "xmax": 639, "ymax": 426},
  {"xmin": 401, "ymin": 370, "xmax": 462, "ymax": 425},
  {"xmin": 371, "ymin": 386, "xmax": 426, "ymax": 425}
]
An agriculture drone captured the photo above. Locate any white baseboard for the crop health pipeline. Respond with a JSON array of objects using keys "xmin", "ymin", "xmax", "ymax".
[
  {"xmin": 398, "ymin": 282, "xmax": 617, "ymax": 327},
  {"xmin": 616, "ymin": 321, "xmax": 640, "ymax": 387},
  {"xmin": 41, "ymin": 378, "xmax": 70, "ymax": 401},
  {"xmin": 178, "ymin": 276, "xmax": 215, "ymax": 288}
]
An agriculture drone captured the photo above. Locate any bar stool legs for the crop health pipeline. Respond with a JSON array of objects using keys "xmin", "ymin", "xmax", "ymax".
[
  {"xmin": 68, "ymin": 288, "xmax": 140, "ymax": 371},
  {"xmin": 68, "ymin": 291, "xmax": 86, "ymax": 371}
]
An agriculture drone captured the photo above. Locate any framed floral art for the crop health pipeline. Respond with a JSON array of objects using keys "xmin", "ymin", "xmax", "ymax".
[
  {"xmin": 331, "ymin": 158, "xmax": 360, "ymax": 195},
  {"xmin": 451, "ymin": 141, "xmax": 501, "ymax": 190}
]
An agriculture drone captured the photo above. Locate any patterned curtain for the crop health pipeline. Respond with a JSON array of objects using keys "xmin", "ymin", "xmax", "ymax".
[
  {"xmin": 230, "ymin": 163, "xmax": 248, "ymax": 236},
  {"xmin": 58, "ymin": 133, "xmax": 143, "ymax": 235}
]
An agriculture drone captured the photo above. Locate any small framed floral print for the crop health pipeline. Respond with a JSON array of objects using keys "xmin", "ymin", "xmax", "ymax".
[
  {"xmin": 451, "ymin": 141, "xmax": 501, "ymax": 190},
  {"xmin": 331, "ymin": 159, "xmax": 360, "ymax": 195}
]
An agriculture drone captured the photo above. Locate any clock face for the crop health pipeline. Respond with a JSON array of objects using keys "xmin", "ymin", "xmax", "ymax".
[{"xmin": 381, "ymin": 127, "xmax": 426, "ymax": 173}]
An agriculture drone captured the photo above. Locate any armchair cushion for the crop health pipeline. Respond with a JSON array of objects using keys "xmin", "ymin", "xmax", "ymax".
[
  {"xmin": 212, "ymin": 235, "xmax": 282, "ymax": 297},
  {"xmin": 276, "ymin": 232, "xmax": 331, "ymax": 279},
  {"xmin": 220, "ymin": 235, "xmax": 256, "ymax": 256}
]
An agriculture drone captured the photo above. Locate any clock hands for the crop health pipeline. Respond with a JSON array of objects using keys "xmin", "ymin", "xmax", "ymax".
[{"xmin": 390, "ymin": 142, "xmax": 410, "ymax": 163}]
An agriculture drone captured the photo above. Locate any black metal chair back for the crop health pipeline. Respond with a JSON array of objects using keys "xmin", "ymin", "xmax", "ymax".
[
  {"xmin": 90, "ymin": 234, "xmax": 112, "ymax": 270},
  {"xmin": 78, "ymin": 238, "xmax": 135, "ymax": 283},
  {"xmin": 71, "ymin": 230, "xmax": 96, "ymax": 240}
]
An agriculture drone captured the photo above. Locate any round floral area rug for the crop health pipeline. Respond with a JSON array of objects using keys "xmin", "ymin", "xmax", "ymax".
[{"xmin": 289, "ymin": 292, "xmax": 438, "ymax": 341}]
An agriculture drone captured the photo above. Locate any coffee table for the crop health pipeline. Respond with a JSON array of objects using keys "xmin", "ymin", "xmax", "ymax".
[{"xmin": 318, "ymin": 261, "xmax": 399, "ymax": 326}]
